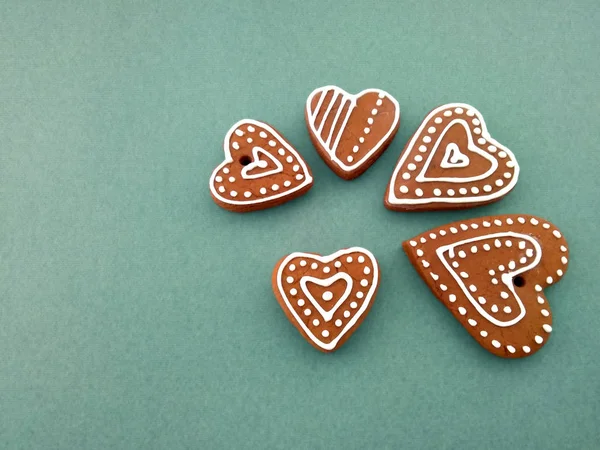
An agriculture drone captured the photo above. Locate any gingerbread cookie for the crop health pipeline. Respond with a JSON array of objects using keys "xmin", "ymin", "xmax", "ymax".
[
  {"xmin": 305, "ymin": 86, "xmax": 400, "ymax": 179},
  {"xmin": 209, "ymin": 119, "xmax": 314, "ymax": 212},
  {"xmin": 403, "ymin": 215, "xmax": 569, "ymax": 358},
  {"xmin": 272, "ymin": 247, "xmax": 380, "ymax": 352},
  {"xmin": 385, "ymin": 103, "xmax": 519, "ymax": 211}
]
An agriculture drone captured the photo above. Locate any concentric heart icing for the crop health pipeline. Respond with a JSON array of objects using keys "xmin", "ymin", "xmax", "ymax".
[
  {"xmin": 403, "ymin": 215, "xmax": 569, "ymax": 358},
  {"xmin": 385, "ymin": 103, "xmax": 519, "ymax": 210},
  {"xmin": 305, "ymin": 86, "xmax": 400, "ymax": 179},
  {"xmin": 272, "ymin": 247, "xmax": 380, "ymax": 352},
  {"xmin": 209, "ymin": 119, "xmax": 313, "ymax": 212}
]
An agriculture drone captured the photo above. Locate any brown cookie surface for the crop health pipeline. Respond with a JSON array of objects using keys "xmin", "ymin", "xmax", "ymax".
[
  {"xmin": 385, "ymin": 103, "xmax": 518, "ymax": 211},
  {"xmin": 209, "ymin": 119, "xmax": 313, "ymax": 212},
  {"xmin": 272, "ymin": 247, "xmax": 380, "ymax": 352},
  {"xmin": 305, "ymin": 86, "xmax": 400, "ymax": 180},
  {"xmin": 403, "ymin": 215, "xmax": 569, "ymax": 358}
]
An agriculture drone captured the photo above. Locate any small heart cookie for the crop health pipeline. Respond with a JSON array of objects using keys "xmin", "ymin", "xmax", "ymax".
[
  {"xmin": 403, "ymin": 215, "xmax": 569, "ymax": 358},
  {"xmin": 385, "ymin": 103, "xmax": 519, "ymax": 211},
  {"xmin": 209, "ymin": 119, "xmax": 313, "ymax": 212},
  {"xmin": 272, "ymin": 247, "xmax": 380, "ymax": 352},
  {"xmin": 305, "ymin": 86, "xmax": 400, "ymax": 180}
]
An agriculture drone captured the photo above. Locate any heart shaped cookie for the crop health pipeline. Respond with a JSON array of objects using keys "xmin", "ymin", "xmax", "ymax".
[
  {"xmin": 209, "ymin": 119, "xmax": 313, "ymax": 212},
  {"xmin": 305, "ymin": 86, "xmax": 400, "ymax": 180},
  {"xmin": 272, "ymin": 247, "xmax": 380, "ymax": 352},
  {"xmin": 385, "ymin": 103, "xmax": 519, "ymax": 211},
  {"xmin": 403, "ymin": 215, "xmax": 569, "ymax": 358}
]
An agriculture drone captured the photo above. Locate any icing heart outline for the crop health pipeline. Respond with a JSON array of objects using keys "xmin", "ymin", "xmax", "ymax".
[
  {"xmin": 274, "ymin": 247, "xmax": 379, "ymax": 352},
  {"xmin": 386, "ymin": 103, "xmax": 519, "ymax": 207},
  {"xmin": 306, "ymin": 85, "xmax": 400, "ymax": 173},
  {"xmin": 240, "ymin": 147, "xmax": 283, "ymax": 180},
  {"xmin": 403, "ymin": 215, "xmax": 570, "ymax": 358},
  {"xmin": 440, "ymin": 143, "xmax": 470, "ymax": 168},
  {"xmin": 209, "ymin": 119, "xmax": 313, "ymax": 209},
  {"xmin": 300, "ymin": 273, "xmax": 353, "ymax": 322}
]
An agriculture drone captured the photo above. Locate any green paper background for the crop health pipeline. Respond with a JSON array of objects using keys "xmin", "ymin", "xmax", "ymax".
[{"xmin": 1, "ymin": 1, "xmax": 599, "ymax": 448}]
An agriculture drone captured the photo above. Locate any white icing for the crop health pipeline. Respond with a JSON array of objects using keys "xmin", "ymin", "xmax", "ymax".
[
  {"xmin": 300, "ymin": 273, "xmax": 352, "ymax": 322},
  {"xmin": 275, "ymin": 248, "xmax": 378, "ymax": 351},
  {"xmin": 209, "ymin": 119, "xmax": 312, "ymax": 206},
  {"xmin": 436, "ymin": 231, "xmax": 542, "ymax": 327},
  {"xmin": 439, "ymin": 142, "xmax": 470, "ymax": 168},
  {"xmin": 305, "ymin": 86, "xmax": 400, "ymax": 172}
]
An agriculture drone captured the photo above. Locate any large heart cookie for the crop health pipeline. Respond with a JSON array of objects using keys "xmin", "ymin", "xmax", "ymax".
[
  {"xmin": 209, "ymin": 119, "xmax": 313, "ymax": 212},
  {"xmin": 272, "ymin": 247, "xmax": 380, "ymax": 352},
  {"xmin": 403, "ymin": 215, "xmax": 569, "ymax": 358},
  {"xmin": 305, "ymin": 86, "xmax": 400, "ymax": 180},
  {"xmin": 385, "ymin": 103, "xmax": 519, "ymax": 211}
]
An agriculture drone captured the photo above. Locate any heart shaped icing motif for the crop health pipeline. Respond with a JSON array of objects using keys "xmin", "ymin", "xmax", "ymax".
[
  {"xmin": 385, "ymin": 103, "xmax": 519, "ymax": 211},
  {"xmin": 403, "ymin": 215, "xmax": 569, "ymax": 358},
  {"xmin": 209, "ymin": 119, "xmax": 313, "ymax": 212},
  {"xmin": 272, "ymin": 247, "xmax": 380, "ymax": 352},
  {"xmin": 305, "ymin": 86, "xmax": 400, "ymax": 180}
]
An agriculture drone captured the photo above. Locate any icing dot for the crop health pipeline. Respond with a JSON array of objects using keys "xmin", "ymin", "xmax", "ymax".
[
  {"xmin": 247, "ymin": 138, "xmax": 253, "ymax": 143},
  {"xmin": 455, "ymin": 107, "xmax": 464, "ymax": 114},
  {"xmin": 409, "ymin": 241, "xmax": 417, "ymax": 247},
  {"xmin": 541, "ymin": 309, "xmax": 550, "ymax": 317},
  {"xmin": 364, "ymin": 128, "xmax": 370, "ymax": 134},
  {"xmin": 323, "ymin": 266, "xmax": 331, "ymax": 274},
  {"xmin": 496, "ymin": 151, "xmax": 508, "ymax": 159},
  {"xmin": 360, "ymin": 279, "xmax": 369, "ymax": 287},
  {"xmin": 244, "ymin": 191, "xmax": 252, "ymax": 198},
  {"xmin": 535, "ymin": 285, "xmax": 543, "ymax": 292},
  {"xmin": 304, "ymin": 308, "xmax": 311, "ymax": 316},
  {"xmin": 295, "ymin": 174, "xmax": 304, "ymax": 180},
  {"xmin": 450, "ymin": 227, "xmax": 458, "ymax": 233},
  {"xmin": 474, "ymin": 127, "xmax": 481, "ymax": 134},
  {"xmin": 376, "ymin": 99, "xmax": 383, "ymax": 106},
  {"xmin": 286, "ymin": 276, "xmax": 294, "ymax": 283},
  {"xmin": 335, "ymin": 319, "xmax": 342, "ymax": 327},
  {"xmin": 478, "ymin": 296, "xmax": 486, "ymax": 304},
  {"xmin": 371, "ymin": 109, "xmax": 378, "ymax": 115},
  {"xmin": 259, "ymin": 187, "xmax": 267, "ymax": 194},
  {"xmin": 290, "ymin": 288, "xmax": 297, "ymax": 296},
  {"xmin": 507, "ymin": 346, "xmax": 516, "ymax": 353},
  {"xmin": 353, "ymin": 145, "xmax": 359, "ymax": 153},
  {"xmin": 347, "ymin": 156, "xmax": 353, "ymax": 163},
  {"xmin": 444, "ymin": 110, "xmax": 452, "ymax": 117},
  {"xmin": 414, "ymin": 155, "xmax": 423, "ymax": 162},
  {"xmin": 467, "ymin": 110, "xmax": 475, "ymax": 117},
  {"xmin": 429, "ymin": 233, "xmax": 436, "ymax": 239},
  {"xmin": 311, "ymin": 263, "xmax": 318, "ymax": 270},
  {"xmin": 230, "ymin": 191, "xmax": 238, "ymax": 197},
  {"xmin": 259, "ymin": 131, "xmax": 267, "ymax": 138},
  {"xmin": 415, "ymin": 188, "xmax": 424, "ymax": 197},
  {"xmin": 492, "ymin": 340, "xmax": 501, "ymax": 348},
  {"xmin": 367, "ymin": 118, "xmax": 374, "ymax": 125},
  {"xmin": 553, "ymin": 230, "xmax": 562, "ymax": 238},
  {"xmin": 480, "ymin": 330, "xmax": 488, "ymax": 337},
  {"xmin": 359, "ymin": 137, "xmax": 365, "ymax": 143},
  {"xmin": 217, "ymin": 186, "xmax": 226, "ymax": 193},
  {"xmin": 297, "ymin": 299, "xmax": 305, "ymax": 306},
  {"xmin": 470, "ymin": 245, "xmax": 477, "ymax": 253},
  {"xmin": 215, "ymin": 176, "xmax": 223, "ymax": 182},
  {"xmin": 488, "ymin": 145, "xmax": 497, "ymax": 152},
  {"xmin": 343, "ymin": 311, "xmax": 351, "ymax": 318},
  {"xmin": 494, "ymin": 219, "xmax": 502, "ymax": 226},
  {"xmin": 505, "ymin": 241, "xmax": 513, "ymax": 248},
  {"xmin": 284, "ymin": 180, "xmax": 291, "ymax": 187},
  {"xmin": 483, "ymin": 185, "xmax": 492, "ymax": 192},
  {"xmin": 494, "ymin": 239, "xmax": 502, "ymax": 248},
  {"xmin": 272, "ymin": 184, "xmax": 279, "ymax": 191},
  {"xmin": 503, "ymin": 306, "xmax": 512, "ymax": 313},
  {"xmin": 520, "ymin": 257, "xmax": 527, "ymax": 264},
  {"xmin": 460, "ymin": 271, "xmax": 469, "ymax": 278},
  {"xmin": 449, "ymin": 294, "xmax": 456, "ymax": 302},
  {"xmin": 440, "ymin": 230, "xmax": 447, "ymax": 236},
  {"xmin": 469, "ymin": 284, "xmax": 477, "ymax": 292},
  {"xmin": 292, "ymin": 165, "xmax": 300, "ymax": 172},
  {"xmin": 358, "ymin": 256, "xmax": 365, "ymax": 263},
  {"xmin": 322, "ymin": 330, "xmax": 329, "ymax": 338},
  {"xmin": 433, "ymin": 188, "xmax": 442, "ymax": 196},
  {"xmin": 504, "ymin": 172, "xmax": 512, "ymax": 179},
  {"xmin": 495, "ymin": 179, "xmax": 504, "ymax": 187},
  {"xmin": 543, "ymin": 223, "xmax": 551, "ymax": 229},
  {"xmin": 458, "ymin": 250, "xmax": 467, "ymax": 258},
  {"xmin": 557, "ymin": 269, "xmax": 563, "ymax": 276},
  {"xmin": 477, "ymin": 138, "xmax": 486, "ymax": 145},
  {"xmin": 491, "ymin": 278, "xmax": 498, "ymax": 284},
  {"xmin": 546, "ymin": 276, "xmax": 553, "ymax": 284},
  {"xmin": 276, "ymin": 148, "xmax": 285, "ymax": 156},
  {"xmin": 232, "ymin": 143, "xmax": 239, "ymax": 150},
  {"xmin": 506, "ymin": 218, "xmax": 514, "ymax": 225},
  {"xmin": 346, "ymin": 256, "xmax": 353, "ymax": 263},
  {"xmin": 423, "ymin": 136, "xmax": 432, "ymax": 143},
  {"xmin": 402, "ymin": 173, "xmax": 411, "ymax": 180},
  {"xmin": 471, "ymin": 187, "xmax": 479, "ymax": 194},
  {"xmin": 458, "ymin": 307, "xmax": 467, "ymax": 315},
  {"xmin": 268, "ymin": 140, "xmax": 276, "ymax": 147},
  {"xmin": 286, "ymin": 156, "xmax": 293, "ymax": 163},
  {"xmin": 334, "ymin": 261, "xmax": 341, "ymax": 268},
  {"xmin": 378, "ymin": 92, "xmax": 385, "ymax": 98},
  {"xmin": 223, "ymin": 168, "xmax": 230, "ymax": 174},
  {"xmin": 356, "ymin": 292, "xmax": 364, "ymax": 299},
  {"xmin": 460, "ymin": 224, "xmax": 468, "ymax": 231},
  {"xmin": 561, "ymin": 256, "xmax": 568, "ymax": 264},
  {"xmin": 235, "ymin": 129, "xmax": 244, "ymax": 136},
  {"xmin": 419, "ymin": 145, "xmax": 427, "ymax": 152},
  {"xmin": 498, "ymin": 264, "xmax": 505, "ymax": 271},
  {"xmin": 428, "ymin": 127, "xmax": 436, "ymax": 133},
  {"xmin": 247, "ymin": 125, "xmax": 255, "ymax": 132},
  {"xmin": 322, "ymin": 291, "xmax": 333, "ymax": 301},
  {"xmin": 434, "ymin": 117, "xmax": 442, "ymax": 124},
  {"xmin": 350, "ymin": 302, "xmax": 358, "ymax": 308},
  {"xmin": 459, "ymin": 188, "xmax": 467, "ymax": 195},
  {"xmin": 312, "ymin": 319, "xmax": 320, "ymax": 326},
  {"xmin": 440, "ymin": 284, "xmax": 448, "ymax": 291},
  {"xmin": 526, "ymin": 249, "xmax": 534, "ymax": 257},
  {"xmin": 535, "ymin": 335, "xmax": 543, "ymax": 344},
  {"xmin": 472, "ymin": 118, "xmax": 480, "ymax": 125},
  {"xmin": 491, "ymin": 305, "xmax": 499, "ymax": 313},
  {"xmin": 530, "ymin": 218, "xmax": 539, "ymax": 225},
  {"xmin": 399, "ymin": 185, "xmax": 409, "ymax": 193},
  {"xmin": 300, "ymin": 260, "xmax": 307, "ymax": 267},
  {"xmin": 543, "ymin": 324, "xmax": 552, "ymax": 333},
  {"xmin": 523, "ymin": 346, "xmax": 531, "ymax": 353},
  {"xmin": 560, "ymin": 245, "xmax": 567, "ymax": 252},
  {"xmin": 407, "ymin": 163, "xmax": 417, "ymax": 171},
  {"xmin": 364, "ymin": 267, "xmax": 371, "ymax": 275}
]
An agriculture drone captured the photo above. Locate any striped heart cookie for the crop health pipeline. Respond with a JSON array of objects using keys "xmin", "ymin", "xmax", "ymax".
[
  {"xmin": 403, "ymin": 215, "xmax": 569, "ymax": 358},
  {"xmin": 385, "ymin": 103, "xmax": 519, "ymax": 211},
  {"xmin": 209, "ymin": 119, "xmax": 313, "ymax": 212},
  {"xmin": 272, "ymin": 247, "xmax": 380, "ymax": 352},
  {"xmin": 305, "ymin": 86, "xmax": 400, "ymax": 180}
]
